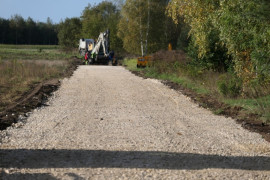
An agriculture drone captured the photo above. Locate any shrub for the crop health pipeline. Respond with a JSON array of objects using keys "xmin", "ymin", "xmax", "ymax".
[
  {"xmin": 217, "ymin": 74, "xmax": 242, "ymax": 98},
  {"xmin": 151, "ymin": 50, "xmax": 187, "ymax": 74}
]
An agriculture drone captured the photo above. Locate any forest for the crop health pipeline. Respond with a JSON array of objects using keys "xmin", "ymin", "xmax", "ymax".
[{"xmin": 0, "ymin": 15, "xmax": 58, "ymax": 45}]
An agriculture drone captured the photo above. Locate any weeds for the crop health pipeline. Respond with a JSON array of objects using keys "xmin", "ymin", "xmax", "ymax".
[
  {"xmin": 217, "ymin": 74, "xmax": 242, "ymax": 98},
  {"xmin": 0, "ymin": 45, "xmax": 72, "ymax": 112},
  {"xmin": 0, "ymin": 59, "xmax": 67, "ymax": 111}
]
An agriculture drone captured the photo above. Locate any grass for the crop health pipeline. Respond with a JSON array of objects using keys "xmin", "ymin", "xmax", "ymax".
[
  {"xmin": 0, "ymin": 44, "xmax": 78, "ymax": 60},
  {"xmin": 0, "ymin": 44, "xmax": 59, "ymax": 49},
  {"xmin": 0, "ymin": 44, "xmax": 76, "ymax": 112},
  {"xmin": 224, "ymin": 95, "xmax": 270, "ymax": 122},
  {"xmin": 122, "ymin": 58, "xmax": 141, "ymax": 71}
]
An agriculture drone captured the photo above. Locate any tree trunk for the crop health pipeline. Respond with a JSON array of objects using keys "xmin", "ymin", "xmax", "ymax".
[{"xmin": 145, "ymin": 0, "xmax": 150, "ymax": 56}]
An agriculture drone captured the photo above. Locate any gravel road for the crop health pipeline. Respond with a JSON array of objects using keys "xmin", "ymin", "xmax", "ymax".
[{"xmin": 1, "ymin": 66, "xmax": 270, "ymax": 179}]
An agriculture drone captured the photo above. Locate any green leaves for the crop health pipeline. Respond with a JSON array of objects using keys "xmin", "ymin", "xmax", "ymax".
[
  {"xmin": 168, "ymin": 0, "xmax": 270, "ymax": 88},
  {"xmin": 81, "ymin": 2, "xmax": 123, "ymax": 52},
  {"xmin": 118, "ymin": 0, "xmax": 182, "ymax": 55},
  {"xmin": 57, "ymin": 18, "xmax": 82, "ymax": 48}
]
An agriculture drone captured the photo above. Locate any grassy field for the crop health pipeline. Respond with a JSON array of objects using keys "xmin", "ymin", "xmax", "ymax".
[
  {"xmin": 0, "ymin": 44, "xmax": 78, "ymax": 60},
  {"xmin": 123, "ymin": 58, "xmax": 270, "ymax": 123},
  {"xmin": 0, "ymin": 44, "xmax": 59, "ymax": 49},
  {"xmin": 0, "ymin": 44, "xmax": 78, "ymax": 112}
]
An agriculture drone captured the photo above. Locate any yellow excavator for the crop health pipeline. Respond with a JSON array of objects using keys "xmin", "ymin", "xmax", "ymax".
[
  {"xmin": 137, "ymin": 56, "xmax": 152, "ymax": 68},
  {"xmin": 136, "ymin": 43, "xmax": 172, "ymax": 68}
]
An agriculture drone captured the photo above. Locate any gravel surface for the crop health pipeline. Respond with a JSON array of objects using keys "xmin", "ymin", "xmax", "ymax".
[{"xmin": 1, "ymin": 66, "xmax": 270, "ymax": 179}]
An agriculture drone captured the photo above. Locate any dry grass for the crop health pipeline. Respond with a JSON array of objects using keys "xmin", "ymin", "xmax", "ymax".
[
  {"xmin": 0, "ymin": 59, "xmax": 68, "ymax": 111},
  {"xmin": 0, "ymin": 44, "xmax": 78, "ymax": 112}
]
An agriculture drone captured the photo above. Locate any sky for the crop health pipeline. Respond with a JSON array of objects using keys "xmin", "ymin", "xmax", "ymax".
[{"xmin": 0, "ymin": 0, "xmax": 105, "ymax": 23}]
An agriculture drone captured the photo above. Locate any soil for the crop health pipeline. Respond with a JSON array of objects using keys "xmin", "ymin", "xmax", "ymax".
[
  {"xmin": 0, "ymin": 58, "xmax": 82, "ymax": 130},
  {"xmin": 130, "ymin": 70, "xmax": 270, "ymax": 142}
]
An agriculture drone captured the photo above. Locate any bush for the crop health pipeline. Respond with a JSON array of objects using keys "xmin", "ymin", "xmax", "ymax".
[
  {"xmin": 151, "ymin": 50, "xmax": 187, "ymax": 74},
  {"xmin": 152, "ymin": 50, "xmax": 187, "ymax": 63},
  {"xmin": 185, "ymin": 62, "xmax": 204, "ymax": 79},
  {"xmin": 217, "ymin": 74, "xmax": 242, "ymax": 98}
]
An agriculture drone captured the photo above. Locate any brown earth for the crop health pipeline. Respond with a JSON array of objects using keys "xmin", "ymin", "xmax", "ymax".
[
  {"xmin": 130, "ymin": 70, "xmax": 270, "ymax": 142},
  {"xmin": 0, "ymin": 58, "xmax": 82, "ymax": 130}
]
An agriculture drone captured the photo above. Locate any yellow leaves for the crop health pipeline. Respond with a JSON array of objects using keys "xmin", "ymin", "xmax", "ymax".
[
  {"xmin": 167, "ymin": 0, "xmax": 217, "ymax": 58},
  {"xmin": 234, "ymin": 49, "xmax": 257, "ymax": 90}
]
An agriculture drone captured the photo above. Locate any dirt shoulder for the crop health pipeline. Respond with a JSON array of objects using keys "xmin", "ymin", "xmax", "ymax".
[
  {"xmin": 0, "ymin": 58, "xmax": 82, "ymax": 130},
  {"xmin": 131, "ymin": 70, "xmax": 270, "ymax": 142}
]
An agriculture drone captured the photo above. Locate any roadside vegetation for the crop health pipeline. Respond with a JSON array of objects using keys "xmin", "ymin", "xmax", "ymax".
[
  {"xmin": 120, "ymin": 0, "xmax": 270, "ymax": 124},
  {"xmin": 123, "ymin": 51, "xmax": 270, "ymax": 124}
]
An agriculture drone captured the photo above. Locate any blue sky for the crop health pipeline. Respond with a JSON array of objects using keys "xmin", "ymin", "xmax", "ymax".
[{"xmin": 0, "ymin": 0, "xmax": 105, "ymax": 23}]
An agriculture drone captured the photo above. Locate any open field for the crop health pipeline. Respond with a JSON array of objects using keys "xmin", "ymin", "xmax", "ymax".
[
  {"xmin": 0, "ymin": 44, "xmax": 78, "ymax": 60},
  {"xmin": 0, "ymin": 44, "xmax": 59, "ymax": 49},
  {"xmin": 0, "ymin": 60, "xmax": 67, "ymax": 112},
  {"xmin": 0, "ymin": 45, "xmax": 79, "ymax": 113}
]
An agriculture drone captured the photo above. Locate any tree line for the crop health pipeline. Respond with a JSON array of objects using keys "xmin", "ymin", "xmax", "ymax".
[
  {"xmin": 0, "ymin": 15, "xmax": 58, "ymax": 45},
  {"xmin": 57, "ymin": 0, "xmax": 186, "ymax": 54},
  {"xmin": 167, "ymin": 0, "xmax": 270, "ymax": 92}
]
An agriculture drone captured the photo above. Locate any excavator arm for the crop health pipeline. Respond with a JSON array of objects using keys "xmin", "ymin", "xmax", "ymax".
[{"xmin": 91, "ymin": 30, "xmax": 110, "ymax": 59}]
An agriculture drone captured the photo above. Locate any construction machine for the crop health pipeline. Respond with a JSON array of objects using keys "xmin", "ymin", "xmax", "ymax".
[
  {"xmin": 79, "ymin": 39, "xmax": 95, "ymax": 56},
  {"xmin": 79, "ymin": 29, "xmax": 117, "ymax": 65},
  {"xmin": 137, "ymin": 56, "xmax": 152, "ymax": 68},
  {"xmin": 136, "ymin": 43, "xmax": 172, "ymax": 68}
]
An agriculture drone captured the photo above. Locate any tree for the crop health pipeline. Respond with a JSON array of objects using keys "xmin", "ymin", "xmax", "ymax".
[
  {"xmin": 0, "ymin": 18, "xmax": 9, "ymax": 44},
  {"xmin": 9, "ymin": 15, "xmax": 26, "ymax": 44},
  {"xmin": 213, "ymin": 0, "xmax": 270, "ymax": 85},
  {"xmin": 167, "ymin": 0, "xmax": 270, "ymax": 90},
  {"xmin": 58, "ymin": 18, "xmax": 82, "ymax": 48},
  {"xmin": 25, "ymin": 17, "xmax": 36, "ymax": 44},
  {"xmin": 81, "ymin": 1, "xmax": 123, "ymax": 52},
  {"xmin": 0, "ymin": 16, "xmax": 58, "ymax": 45},
  {"xmin": 167, "ymin": 0, "xmax": 221, "ymax": 57},
  {"xmin": 118, "ymin": 0, "xmax": 180, "ymax": 55}
]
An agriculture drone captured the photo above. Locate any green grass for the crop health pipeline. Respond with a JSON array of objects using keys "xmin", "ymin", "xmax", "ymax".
[
  {"xmin": 0, "ymin": 44, "xmax": 59, "ymax": 49},
  {"xmin": 0, "ymin": 44, "xmax": 78, "ymax": 60},
  {"xmin": 224, "ymin": 95, "xmax": 270, "ymax": 122},
  {"xmin": 146, "ymin": 70, "xmax": 209, "ymax": 94},
  {"xmin": 122, "ymin": 58, "xmax": 141, "ymax": 71}
]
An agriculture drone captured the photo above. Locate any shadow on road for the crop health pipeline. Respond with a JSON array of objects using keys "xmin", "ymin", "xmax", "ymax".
[
  {"xmin": 0, "ymin": 171, "xmax": 85, "ymax": 180},
  {"xmin": 1, "ymin": 149, "xmax": 269, "ymax": 170},
  {"xmin": 0, "ymin": 171, "xmax": 57, "ymax": 180}
]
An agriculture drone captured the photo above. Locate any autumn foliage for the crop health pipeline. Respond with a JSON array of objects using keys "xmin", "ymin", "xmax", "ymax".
[{"xmin": 167, "ymin": 0, "xmax": 270, "ymax": 93}]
